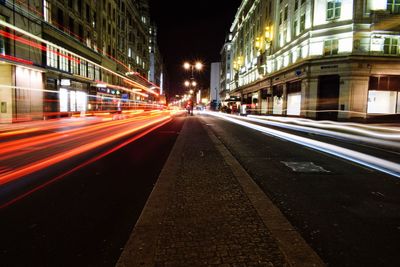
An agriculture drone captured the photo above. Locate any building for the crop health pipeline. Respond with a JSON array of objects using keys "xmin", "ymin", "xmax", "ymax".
[
  {"xmin": 220, "ymin": 33, "xmax": 233, "ymax": 102},
  {"xmin": 224, "ymin": 0, "xmax": 400, "ymax": 121},
  {"xmin": 0, "ymin": 0, "xmax": 161, "ymax": 123},
  {"xmin": 149, "ymin": 23, "xmax": 165, "ymax": 96},
  {"xmin": 210, "ymin": 62, "xmax": 221, "ymax": 106},
  {"xmin": 0, "ymin": 1, "xmax": 44, "ymax": 123}
]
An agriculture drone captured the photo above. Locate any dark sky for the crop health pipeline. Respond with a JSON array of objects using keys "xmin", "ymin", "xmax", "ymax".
[{"xmin": 149, "ymin": 0, "xmax": 242, "ymax": 97}]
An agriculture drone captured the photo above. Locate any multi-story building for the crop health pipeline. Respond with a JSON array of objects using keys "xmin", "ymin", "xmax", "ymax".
[
  {"xmin": 149, "ymin": 23, "xmax": 165, "ymax": 95},
  {"xmin": 0, "ymin": 1, "xmax": 44, "ymax": 123},
  {"xmin": 0, "ymin": 0, "xmax": 159, "ymax": 123},
  {"xmin": 224, "ymin": 0, "xmax": 400, "ymax": 121},
  {"xmin": 220, "ymin": 33, "xmax": 233, "ymax": 102},
  {"xmin": 210, "ymin": 62, "xmax": 221, "ymax": 105}
]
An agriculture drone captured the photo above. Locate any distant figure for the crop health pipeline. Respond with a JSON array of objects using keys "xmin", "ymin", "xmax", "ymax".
[{"xmin": 186, "ymin": 101, "xmax": 194, "ymax": 115}]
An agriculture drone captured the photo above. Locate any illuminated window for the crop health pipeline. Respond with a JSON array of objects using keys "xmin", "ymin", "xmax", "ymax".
[
  {"xmin": 387, "ymin": 0, "xmax": 400, "ymax": 13},
  {"xmin": 327, "ymin": 0, "xmax": 341, "ymax": 20},
  {"xmin": 0, "ymin": 15, "xmax": 6, "ymax": 55},
  {"xmin": 80, "ymin": 61, "xmax": 87, "ymax": 77},
  {"xmin": 88, "ymin": 63, "xmax": 94, "ymax": 80},
  {"xmin": 384, "ymin": 37, "xmax": 399, "ymax": 55},
  {"xmin": 59, "ymin": 51, "xmax": 69, "ymax": 72},
  {"xmin": 71, "ymin": 56, "xmax": 79, "ymax": 75},
  {"xmin": 43, "ymin": 0, "xmax": 51, "ymax": 23},
  {"xmin": 46, "ymin": 46, "xmax": 58, "ymax": 68},
  {"xmin": 324, "ymin": 39, "xmax": 338, "ymax": 55}
]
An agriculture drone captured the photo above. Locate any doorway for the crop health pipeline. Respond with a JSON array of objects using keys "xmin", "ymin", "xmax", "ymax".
[{"xmin": 317, "ymin": 75, "xmax": 340, "ymax": 120}]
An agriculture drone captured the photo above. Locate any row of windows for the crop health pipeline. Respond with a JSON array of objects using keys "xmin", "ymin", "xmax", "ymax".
[{"xmin": 46, "ymin": 45, "xmax": 100, "ymax": 80}]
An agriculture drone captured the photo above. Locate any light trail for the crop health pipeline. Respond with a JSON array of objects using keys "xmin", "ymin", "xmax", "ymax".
[
  {"xmin": 240, "ymin": 115, "xmax": 400, "ymax": 150},
  {"xmin": 207, "ymin": 112, "xmax": 400, "ymax": 178},
  {"xmin": 0, "ymin": 112, "xmax": 157, "ymax": 159},
  {"xmin": 0, "ymin": 111, "xmax": 173, "ymax": 186},
  {"xmin": 248, "ymin": 115, "xmax": 400, "ymax": 138},
  {"xmin": 0, "ymin": 117, "xmax": 172, "ymax": 209}
]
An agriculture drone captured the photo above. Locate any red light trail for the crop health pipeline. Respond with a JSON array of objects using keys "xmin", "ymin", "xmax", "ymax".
[{"xmin": 0, "ymin": 111, "xmax": 174, "ymax": 188}]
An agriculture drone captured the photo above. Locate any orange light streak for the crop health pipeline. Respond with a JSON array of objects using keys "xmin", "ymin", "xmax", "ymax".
[
  {"xmin": 0, "ymin": 117, "xmax": 172, "ymax": 209},
  {"xmin": 0, "ymin": 114, "xmax": 171, "ymax": 186}
]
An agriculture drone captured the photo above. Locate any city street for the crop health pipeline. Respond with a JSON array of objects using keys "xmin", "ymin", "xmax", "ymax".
[
  {"xmin": 0, "ymin": 114, "xmax": 185, "ymax": 267},
  {"xmin": 201, "ymin": 112, "xmax": 400, "ymax": 267},
  {"xmin": 1, "ymin": 113, "xmax": 400, "ymax": 266}
]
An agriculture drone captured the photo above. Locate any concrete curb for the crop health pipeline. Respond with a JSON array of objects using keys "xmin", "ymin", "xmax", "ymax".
[
  {"xmin": 115, "ymin": 118, "xmax": 188, "ymax": 267},
  {"xmin": 201, "ymin": 119, "xmax": 326, "ymax": 267}
]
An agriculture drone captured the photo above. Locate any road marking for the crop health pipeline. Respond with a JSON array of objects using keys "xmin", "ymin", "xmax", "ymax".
[{"xmin": 281, "ymin": 161, "xmax": 330, "ymax": 173}]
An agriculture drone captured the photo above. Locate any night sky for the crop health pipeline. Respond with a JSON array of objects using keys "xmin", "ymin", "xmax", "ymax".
[{"xmin": 149, "ymin": 0, "xmax": 242, "ymax": 98}]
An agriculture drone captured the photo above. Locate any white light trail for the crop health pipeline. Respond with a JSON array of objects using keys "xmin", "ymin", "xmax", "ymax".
[{"xmin": 207, "ymin": 112, "xmax": 400, "ymax": 178}]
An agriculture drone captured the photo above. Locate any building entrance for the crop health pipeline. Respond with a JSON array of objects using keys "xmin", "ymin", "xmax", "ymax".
[{"xmin": 317, "ymin": 75, "xmax": 340, "ymax": 120}]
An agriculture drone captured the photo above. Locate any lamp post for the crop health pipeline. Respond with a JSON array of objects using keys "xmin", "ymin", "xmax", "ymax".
[{"xmin": 183, "ymin": 61, "xmax": 203, "ymax": 113}]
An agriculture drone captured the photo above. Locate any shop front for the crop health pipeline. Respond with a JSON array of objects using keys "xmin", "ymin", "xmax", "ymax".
[{"xmin": 367, "ymin": 76, "xmax": 400, "ymax": 115}]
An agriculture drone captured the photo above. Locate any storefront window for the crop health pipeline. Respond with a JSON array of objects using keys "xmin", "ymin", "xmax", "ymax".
[
  {"xmin": 69, "ymin": 91, "xmax": 76, "ymax": 112},
  {"xmin": 76, "ymin": 91, "xmax": 87, "ymax": 112},
  {"xmin": 367, "ymin": 91, "xmax": 397, "ymax": 114},
  {"xmin": 273, "ymin": 96, "xmax": 283, "ymax": 115},
  {"xmin": 287, "ymin": 92, "xmax": 301, "ymax": 116},
  {"xmin": 59, "ymin": 88, "xmax": 69, "ymax": 112}
]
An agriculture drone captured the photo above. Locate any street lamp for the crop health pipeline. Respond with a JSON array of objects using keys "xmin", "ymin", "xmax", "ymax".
[{"xmin": 183, "ymin": 61, "xmax": 203, "ymax": 77}]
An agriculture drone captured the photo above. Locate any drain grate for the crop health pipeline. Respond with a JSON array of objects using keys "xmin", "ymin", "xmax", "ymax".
[{"xmin": 281, "ymin": 161, "xmax": 330, "ymax": 173}]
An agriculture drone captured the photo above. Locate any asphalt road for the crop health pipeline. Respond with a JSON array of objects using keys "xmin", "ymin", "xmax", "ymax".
[
  {"xmin": 201, "ymin": 113, "xmax": 400, "ymax": 267},
  {"xmin": 0, "ymin": 116, "xmax": 185, "ymax": 267}
]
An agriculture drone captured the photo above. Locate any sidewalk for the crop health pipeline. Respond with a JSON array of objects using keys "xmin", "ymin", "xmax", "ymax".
[{"xmin": 116, "ymin": 116, "xmax": 324, "ymax": 267}]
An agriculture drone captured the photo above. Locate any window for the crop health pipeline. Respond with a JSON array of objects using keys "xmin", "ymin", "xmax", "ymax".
[
  {"xmin": 300, "ymin": 14, "xmax": 305, "ymax": 32},
  {"xmin": 57, "ymin": 9, "xmax": 63, "ymax": 26},
  {"xmin": 88, "ymin": 63, "xmax": 94, "ymax": 80},
  {"xmin": 46, "ymin": 45, "xmax": 58, "ymax": 68},
  {"xmin": 295, "ymin": 0, "xmax": 299, "ymax": 11},
  {"xmin": 294, "ymin": 20, "xmax": 298, "ymax": 36},
  {"xmin": 327, "ymin": 0, "xmax": 341, "ymax": 20},
  {"xmin": 324, "ymin": 39, "xmax": 339, "ymax": 55},
  {"xmin": 43, "ymin": 0, "xmax": 51, "ymax": 22},
  {"xmin": 71, "ymin": 56, "xmax": 79, "ymax": 75},
  {"xmin": 284, "ymin": 5, "xmax": 288, "ymax": 21},
  {"xmin": 279, "ymin": 11, "xmax": 283, "ymax": 25},
  {"xmin": 387, "ymin": 0, "xmax": 400, "ymax": 13},
  {"xmin": 384, "ymin": 37, "xmax": 399, "ymax": 55},
  {"xmin": 80, "ymin": 61, "xmax": 87, "ymax": 77},
  {"xmin": 59, "ymin": 51, "xmax": 69, "ymax": 72},
  {"xmin": 0, "ymin": 15, "xmax": 6, "ymax": 55}
]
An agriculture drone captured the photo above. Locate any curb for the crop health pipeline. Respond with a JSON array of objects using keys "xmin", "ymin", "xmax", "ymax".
[{"xmin": 201, "ymin": 119, "xmax": 325, "ymax": 267}]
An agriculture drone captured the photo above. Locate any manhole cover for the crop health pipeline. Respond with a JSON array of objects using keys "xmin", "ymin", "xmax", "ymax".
[{"xmin": 281, "ymin": 161, "xmax": 330, "ymax": 173}]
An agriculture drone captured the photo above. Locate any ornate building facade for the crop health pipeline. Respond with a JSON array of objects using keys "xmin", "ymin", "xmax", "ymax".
[{"xmin": 222, "ymin": 0, "xmax": 400, "ymax": 120}]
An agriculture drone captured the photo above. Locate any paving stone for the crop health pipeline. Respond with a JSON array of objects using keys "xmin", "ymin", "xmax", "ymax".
[{"xmin": 153, "ymin": 117, "xmax": 286, "ymax": 266}]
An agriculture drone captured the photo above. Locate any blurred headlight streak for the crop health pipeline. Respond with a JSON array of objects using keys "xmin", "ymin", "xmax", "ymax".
[{"xmin": 208, "ymin": 112, "xmax": 400, "ymax": 178}]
